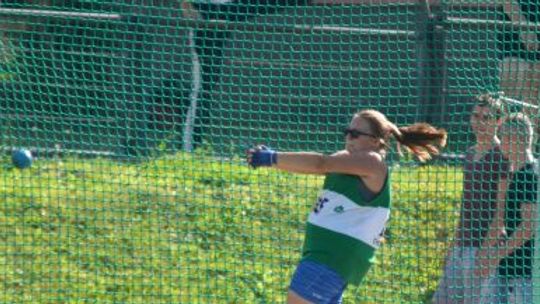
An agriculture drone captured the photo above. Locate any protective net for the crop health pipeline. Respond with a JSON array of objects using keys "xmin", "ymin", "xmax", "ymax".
[{"xmin": 0, "ymin": 0, "xmax": 538, "ymax": 303}]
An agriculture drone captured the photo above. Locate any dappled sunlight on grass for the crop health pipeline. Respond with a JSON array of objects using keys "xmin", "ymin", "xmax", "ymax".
[{"xmin": 0, "ymin": 154, "xmax": 462, "ymax": 303}]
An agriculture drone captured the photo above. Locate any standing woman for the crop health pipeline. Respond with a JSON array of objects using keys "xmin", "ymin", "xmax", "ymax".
[
  {"xmin": 247, "ymin": 110, "xmax": 447, "ymax": 304},
  {"xmin": 480, "ymin": 113, "xmax": 538, "ymax": 304},
  {"xmin": 432, "ymin": 94, "xmax": 509, "ymax": 304}
]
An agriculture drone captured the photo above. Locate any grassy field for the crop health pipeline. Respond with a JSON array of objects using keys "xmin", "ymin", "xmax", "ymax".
[{"xmin": 0, "ymin": 152, "xmax": 463, "ymax": 303}]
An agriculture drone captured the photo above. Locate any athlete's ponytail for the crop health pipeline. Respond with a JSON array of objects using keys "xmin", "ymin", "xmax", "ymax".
[{"xmin": 355, "ymin": 110, "xmax": 447, "ymax": 162}]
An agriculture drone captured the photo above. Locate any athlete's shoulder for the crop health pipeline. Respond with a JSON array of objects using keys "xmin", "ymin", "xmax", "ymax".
[{"xmin": 332, "ymin": 150, "xmax": 384, "ymax": 162}]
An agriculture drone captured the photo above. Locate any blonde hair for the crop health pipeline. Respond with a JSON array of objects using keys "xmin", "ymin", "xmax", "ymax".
[
  {"xmin": 475, "ymin": 93, "xmax": 504, "ymax": 120},
  {"xmin": 355, "ymin": 110, "xmax": 447, "ymax": 162},
  {"xmin": 498, "ymin": 113, "xmax": 534, "ymax": 148}
]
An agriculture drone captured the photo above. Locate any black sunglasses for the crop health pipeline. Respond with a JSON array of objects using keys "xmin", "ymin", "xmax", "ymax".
[
  {"xmin": 472, "ymin": 112, "xmax": 495, "ymax": 121},
  {"xmin": 343, "ymin": 128, "xmax": 376, "ymax": 139}
]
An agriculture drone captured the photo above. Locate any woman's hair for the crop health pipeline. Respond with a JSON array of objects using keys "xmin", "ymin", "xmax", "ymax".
[
  {"xmin": 498, "ymin": 112, "xmax": 534, "ymax": 147},
  {"xmin": 475, "ymin": 93, "xmax": 504, "ymax": 120},
  {"xmin": 355, "ymin": 110, "xmax": 447, "ymax": 162}
]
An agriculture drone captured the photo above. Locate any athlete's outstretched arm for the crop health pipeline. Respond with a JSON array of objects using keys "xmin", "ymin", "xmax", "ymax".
[{"xmin": 248, "ymin": 147, "xmax": 386, "ymax": 177}]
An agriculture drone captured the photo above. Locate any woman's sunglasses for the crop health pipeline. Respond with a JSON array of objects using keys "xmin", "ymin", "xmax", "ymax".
[
  {"xmin": 343, "ymin": 128, "xmax": 376, "ymax": 139},
  {"xmin": 472, "ymin": 112, "xmax": 495, "ymax": 121}
]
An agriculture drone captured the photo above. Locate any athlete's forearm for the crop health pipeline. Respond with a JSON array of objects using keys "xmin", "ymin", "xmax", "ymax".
[
  {"xmin": 274, "ymin": 152, "xmax": 327, "ymax": 175},
  {"xmin": 481, "ymin": 178, "xmax": 508, "ymax": 248}
]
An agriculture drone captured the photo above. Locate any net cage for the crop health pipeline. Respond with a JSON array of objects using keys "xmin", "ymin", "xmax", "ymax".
[{"xmin": 0, "ymin": 0, "xmax": 539, "ymax": 303}]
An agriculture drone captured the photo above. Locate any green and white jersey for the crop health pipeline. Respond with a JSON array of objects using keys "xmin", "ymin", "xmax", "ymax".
[{"xmin": 301, "ymin": 172, "xmax": 391, "ymax": 285}]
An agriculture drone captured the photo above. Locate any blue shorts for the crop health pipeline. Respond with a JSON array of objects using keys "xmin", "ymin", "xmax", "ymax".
[{"xmin": 289, "ymin": 260, "xmax": 347, "ymax": 304}]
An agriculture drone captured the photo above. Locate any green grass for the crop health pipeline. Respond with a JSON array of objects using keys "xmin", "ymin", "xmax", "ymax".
[{"xmin": 0, "ymin": 153, "xmax": 462, "ymax": 303}]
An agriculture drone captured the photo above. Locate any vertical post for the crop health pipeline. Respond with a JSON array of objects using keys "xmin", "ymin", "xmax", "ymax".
[
  {"xmin": 416, "ymin": 0, "xmax": 447, "ymax": 124},
  {"xmin": 429, "ymin": 4, "xmax": 447, "ymax": 124},
  {"xmin": 535, "ymin": 160, "xmax": 540, "ymax": 304},
  {"xmin": 183, "ymin": 28, "xmax": 201, "ymax": 152},
  {"xmin": 416, "ymin": 0, "xmax": 432, "ymax": 123}
]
